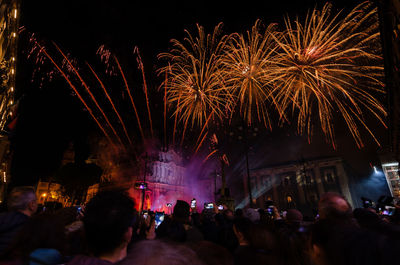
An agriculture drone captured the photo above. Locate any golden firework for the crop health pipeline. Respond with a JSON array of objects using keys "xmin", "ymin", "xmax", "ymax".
[
  {"xmin": 269, "ymin": 2, "xmax": 386, "ymax": 148},
  {"xmin": 220, "ymin": 20, "xmax": 279, "ymax": 128},
  {"xmin": 158, "ymin": 23, "xmax": 233, "ymax": 127}
]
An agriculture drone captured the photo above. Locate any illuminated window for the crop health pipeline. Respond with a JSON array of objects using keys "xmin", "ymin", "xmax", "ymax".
[{"xmin": 287, "ymin": 195, "xmax": 292, "ymax": 203}]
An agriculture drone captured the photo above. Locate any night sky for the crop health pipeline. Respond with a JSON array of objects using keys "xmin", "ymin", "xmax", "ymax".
[{"xmin": 11, "ymin": 0, "xmax": 390, "ymax": 201}]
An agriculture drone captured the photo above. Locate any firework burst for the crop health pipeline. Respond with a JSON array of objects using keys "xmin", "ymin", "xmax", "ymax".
[
  {"xmin": 158, "ymin": 23, "xmax": 233, "ymax": 128},
  {"xmin": 269, "ymin": 2, "xmax": 386, "ymax": 148},
  {"xmin": 220, "ymin": 21, "xmax": 279, "ymax": 128}
]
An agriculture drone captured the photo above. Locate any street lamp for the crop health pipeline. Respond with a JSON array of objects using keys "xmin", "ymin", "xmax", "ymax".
[{"xmin": 229, "ymin": 124, "xmax": 258, "ymax": 208}]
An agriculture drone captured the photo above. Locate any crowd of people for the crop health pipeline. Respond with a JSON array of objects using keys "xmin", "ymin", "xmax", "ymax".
[{"xmin": 0, "ymin": 186, "xmax": 399, "ymax": 265}]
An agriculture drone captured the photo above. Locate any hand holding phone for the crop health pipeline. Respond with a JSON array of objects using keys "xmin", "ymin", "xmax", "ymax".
[
  {"xmin": 191, "ymin": 199, "xmax": 197, "ymax": 208},
  {"xmin": 155, "ymin": 212, "xmax": 165, "ymax": 228}
]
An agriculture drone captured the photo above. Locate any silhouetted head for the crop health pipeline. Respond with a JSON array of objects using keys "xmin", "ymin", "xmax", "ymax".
[
  {"xmin": 83, "ymin": 190, "xmax": 134, "ymax": 257},
  {"xmin": 318, "ymin": 192, "xmax": 352, "ymax": 223},
  {"xmin": 173, "ymin": 200, "xmax": 190, "ymax": 223}
]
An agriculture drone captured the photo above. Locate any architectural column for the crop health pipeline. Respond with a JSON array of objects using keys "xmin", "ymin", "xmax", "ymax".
[
  {"xmin": 243, "ymin": 174, "xmax": 249, "ymax": 204},
  {"xmin": 314, "ymin": 166, "xmax": 325, "ymax": 197},
  {"xmin": 296, "ymin": 170, "xmax": 306, "ymax": 204},
  {"xmin": 336, "ymin": 163, "xmax": 354, "ymax": 207},
  {"xmin": 256, "ymin": 174, "xmax": 262, "ymax": 207},
  {"xmin": 272, "ymin": 173, "xmax": 279, "ymax": 205}
]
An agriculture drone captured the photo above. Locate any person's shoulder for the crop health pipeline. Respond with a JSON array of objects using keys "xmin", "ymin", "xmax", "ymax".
[
  {"xmin": 0, "ymin": 212, "xmax": 28, "ymax": 228},
  {"xmin": 67, "ymin": 255, "xmax": 113, "ymax": 265}
]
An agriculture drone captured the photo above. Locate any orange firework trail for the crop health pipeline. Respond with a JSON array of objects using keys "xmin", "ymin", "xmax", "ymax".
[
  {"xmin": 180, "ymin": 117, "xmax": 189, "ymax": 147},
  {"xmin": 194, "ymin": 131, "xmax": 208, "ymax": 154},
  {"xmin": 134, "ymin": 47, "xmax": 154, "ymax": 139},
  {"xmin": 163, "ymin": 69, "xmax": 168, "ymax": 149},
  {"xmin": 202, "ymin": 149, "xmax": 218, "ymax": 164},
  {"xmin": 114, "ymin": 55, "xmax": 145, "ymax": 140},
  {"xmin": 194, "ymin": 110, "xmax": 214, "ymax": 150},
  {"xmin": 86, "ymin": 62, "xmax": 132, "ymax": 145},
  {"xmin": 36, "ymin": 43, "xmax": 115, "ymax": 149},
  {"xmin": 52, "ymin": 42, "xmax": 125, "ymax": 146},
  {"xmin": 172, "ymin": 91, "xmax": 182, "ymax": 147}
]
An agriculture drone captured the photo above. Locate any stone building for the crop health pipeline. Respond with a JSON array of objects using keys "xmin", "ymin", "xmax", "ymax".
[
  {"xmin": 133, "ymin": 149, "xmax": 188, "ymax": 212},
  {"xmin": 245, "ymin": 157, "xmax": 354, "ymax": 216}
]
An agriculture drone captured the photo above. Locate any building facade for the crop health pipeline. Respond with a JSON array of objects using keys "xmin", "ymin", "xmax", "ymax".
[
  {"xmin": 245, "ymin": 157, "xmax": 354, "ymax": 216},
  {"xmin": 377, "ymin": 0, "xmax": 400, "ymax": 163},
  {"xmin": 36, "ymin": 180, "xmax": 69, "ymax": 206},
  {"xmin": 0, "ymin": 0, "xmax": 19, "ymax": 201}
]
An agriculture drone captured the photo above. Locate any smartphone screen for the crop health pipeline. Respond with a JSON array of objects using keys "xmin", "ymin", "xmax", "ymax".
[
  {"xmin": 155, "ymin": 212, "xmax": 165, "ymax": 228},
  {"xmin": 142, "ymin": 211, "xmax": 148, "ymax": 219},
  {"xmin": 218, "ymin": 205, "xmax": 223, "ymax": 210},
  {"xmin": 191, "ymin": 199, "xmax": 196, "ymax": 208},
  {"xmin": 383, "ymin": 206, "xmax": 395, "ymax": 216}
]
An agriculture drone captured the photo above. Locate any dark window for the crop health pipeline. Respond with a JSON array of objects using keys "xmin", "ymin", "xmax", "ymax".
[
  {"xmin": 305, "ymin": 174, "xmax": 311, "ymax": 184},
  {"xmin": 284, "ymin": 177, "xmax": 290, "ymax": 186},
  {"xmin": 326, "ymin": 172, "xmax": 334, "ymax": 183}
]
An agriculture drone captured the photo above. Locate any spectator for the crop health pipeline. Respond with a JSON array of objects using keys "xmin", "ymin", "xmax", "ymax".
[
  {"xmin": 353, "ymin": 208, "xmax": 400, "ymax": 238},
  {"xmin": 234, "ymin": 209, "xmax": 243, "ymax": 218},
  {"xmin": 233, "ymin": 218, "xmax": 277, "ymax": 265},
  {"xmin": 318, "ymin": 192, "xmax": 354, "ymax": 225},
  {"xmin": 285, "ymin": 209, "xmax": 303, "ymax": 226},
  {"xmin": 67, "ymin": 190, "xmax": 134, "ymax": 264},
  {"xmin": 310, "ymin": 219, "xmax": 392, "ymax": 265},
  {"xmin": 156, "ymin": 200, "xmax": 203, "ymax": 242},
  {"xmin": 243, "ymin": 208, "xmax": 260, "ymax": 223},
  {"xmin": 55, "ymin": 207, "xmax": 86, "ymax": 256},
  {"xmin": 0, "ymin": 213, "xmax": 66, "ymax": 265},
  {"xmin": 188, "ymin": 240, "xmax": 233, "ymax": 265},
  {"xmin": 121, "ymin": 240, "xmax": 204, "ymax": 265},
  {"xmin": 0, "ymin": 187, "xmax": 37, "ymax": 254}
]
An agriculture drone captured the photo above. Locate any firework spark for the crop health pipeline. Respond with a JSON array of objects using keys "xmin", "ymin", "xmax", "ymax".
[
  {"xmin": 269, "ymin": 2, "xmax": 386, "ymax": 148},
  {"xmin": 158, "ymin": 23, "xmax": 233, "ymax": 128},
  {"xmin": 221, "ymin": 21, "xmax": 279, "ymax": 128},
  {"xmin": 202, "ymin": 149, "xmax": 218, "ymax": 164},
  {"xmin": 35, "ymin": 42, "xmax": 116, "ymax": 149},
  {"xmin": 53, "ymin": 42, "xmax": 126, "ymax": 146},
  {"xmin": 114, "ymin": 55, "xmax": 145, "ymax": 141},
  {"xmin": 86, "ymin": 62, "xmax": 132, "ymax": 145}
]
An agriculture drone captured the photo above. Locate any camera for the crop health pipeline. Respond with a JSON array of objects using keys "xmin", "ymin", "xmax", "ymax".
[
  {"xmin": 361, "ymin": 197, "xmax": 374, "ymax": 208},
  {"xmin": 191, "ymin": 199, "xmax": 196, "ymax": 208},
  {"xmin": 266, "ymin": 206, "xmax": 274, "ymax": 216},
  {"xmin": 204, "ymin": 202, "xmax": 214, "ymax": 209},
  {"xmin": 135, "ymin": 182, "xmax": 147, "ymax": 190}
]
